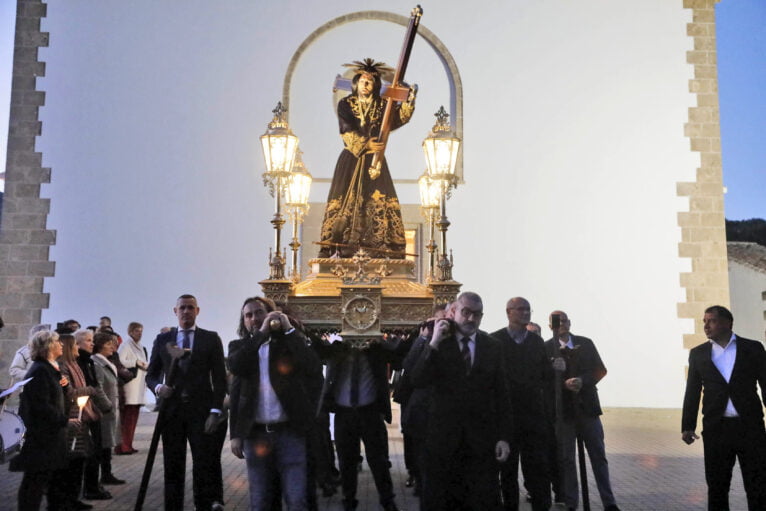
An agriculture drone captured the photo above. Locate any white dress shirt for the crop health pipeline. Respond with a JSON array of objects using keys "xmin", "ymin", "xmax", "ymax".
[
  {"xmin": 710, "ymin": 333, "xmax": 739, "ymax": 417},
  {"xmin": 255, "ymin": 339, "xmax": 288, "ymax": 424}
]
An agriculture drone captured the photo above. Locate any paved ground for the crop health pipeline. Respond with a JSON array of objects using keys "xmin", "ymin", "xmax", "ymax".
[{"xmin": 0, "ymin": 406, "xmax": 748, "ymax": 510}]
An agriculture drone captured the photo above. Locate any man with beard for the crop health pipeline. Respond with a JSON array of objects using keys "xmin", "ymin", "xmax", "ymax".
[
  {"xmin": 317, "ymin": 58, "xmax": 415, "ymax": 258},
  {"xmin": 545, "ymin": 310, "xmax": 620, "ymax": 511},
  {"xmin": 410, "ymin": 291, "xmax": 512, "ymax": 511},
  {"xmin": 227, "ymin": 296, "xmax": 323, "ymax": 511}
]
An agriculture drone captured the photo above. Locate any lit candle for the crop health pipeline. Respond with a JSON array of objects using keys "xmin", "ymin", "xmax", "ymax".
[{"xmin": 71, "ymin": 395, "xmax": 89, "ymax": 450}]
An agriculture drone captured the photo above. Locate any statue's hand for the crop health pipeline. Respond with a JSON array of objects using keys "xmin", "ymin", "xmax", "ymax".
[
  {"xmin": 408, "ymin": 84, "xmax": 418, "ymax": 103},
  {"xmin": 366, "ymin": 139, "xmax": 384, "ymax": 153}
]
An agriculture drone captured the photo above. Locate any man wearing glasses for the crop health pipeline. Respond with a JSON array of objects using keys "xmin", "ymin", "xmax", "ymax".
[
  {"xmin": 545, "ymin": 310, "xmax": 620, "ymax": 511},
  {"xmin": 410, "ymin": 291, "xmax": 512, "ymax": 511}
]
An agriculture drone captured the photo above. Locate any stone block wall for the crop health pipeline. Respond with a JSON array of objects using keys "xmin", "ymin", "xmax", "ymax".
[
  {"xmin": 0, "ymin": 0, "xmax": 53, "ymax": 371},
  {"xmin": 677, "ymin": 0, "xmax": 729, "ymax": 349}
]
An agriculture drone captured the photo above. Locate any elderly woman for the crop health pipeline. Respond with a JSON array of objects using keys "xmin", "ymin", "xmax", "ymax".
[
  {"xmin": 116, "ymin": 321, "xmax": 148, "ymax": 454},
  {"xmin": 11, "ymin": 330, "xmax": 79, "ymax": 511},
  {"xmin": 91, "ymin": 332, "xmax": 124, "ymax": 486}
]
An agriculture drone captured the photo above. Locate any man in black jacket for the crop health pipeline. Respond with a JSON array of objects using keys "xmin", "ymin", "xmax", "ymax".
[
  {"xmin": 316, "ymin": 329, "xmax": 407, "ymax": 511},
  {"xmin": 227, "ymin": 296, "xmax": 323, "ymax": 511},
  {"xmin": 491, "ymin": 297, "xmax": 552, "ymax": 511},
  {"xmin": 545, "ymin": 310, "xmax": 620, "ymax": 511},
  {"xmin": 411, "ymin": 291, "xmax": 512, "ymax": 511},
  {"xmin": 682, "ymin": 305, "xmax": 766, "ymax": 510},
  {"xmin": 146, "ymin": 294, "xmax": 227, "ymax": 511}
]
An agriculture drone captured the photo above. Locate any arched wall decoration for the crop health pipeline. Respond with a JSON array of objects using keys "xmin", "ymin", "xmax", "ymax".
[{"xmin": 280, "ymin": 10, "xmax": 464, "ymax": 182}]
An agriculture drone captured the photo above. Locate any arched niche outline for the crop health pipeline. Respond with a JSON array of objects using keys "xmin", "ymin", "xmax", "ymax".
[{"xmin": 281, "ymin": 10, "xmax": 464, "ymax": 182}]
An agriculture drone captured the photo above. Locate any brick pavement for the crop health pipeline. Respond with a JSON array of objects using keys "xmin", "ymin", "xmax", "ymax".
[{"xmin": 0, "ymin": 406, "xmax": 748, "ymax": 510}]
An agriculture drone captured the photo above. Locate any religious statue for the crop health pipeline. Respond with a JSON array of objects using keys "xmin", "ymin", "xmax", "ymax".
[{"xmin": 317, "ymin": 58, "xmax": 417, "ymax": 259}]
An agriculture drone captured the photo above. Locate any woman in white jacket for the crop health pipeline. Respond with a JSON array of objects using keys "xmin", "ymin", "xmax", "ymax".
[{"xmin": 115, "ymin": 322, "xmax": 147, "ymax": 455}]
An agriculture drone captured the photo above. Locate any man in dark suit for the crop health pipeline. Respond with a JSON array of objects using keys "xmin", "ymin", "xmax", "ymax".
[
  {"xmin": 315, "ymin": 329, "xmax": 406, "ymax": 511},
  {"xmin": 545, "ymin": 310, "xmax": 620, "ymax": 511},
  {"xmin": 491, "ymin": 297, "xmax": 552, "ymax": 511},
  {"xmin": 146, "ymin": 294, "xmax": 227, "ymax": 511},
  {"xmin": 682, "ymin": 305, "xmax": 766, "ymax": 510},
  {"xmin": 227, "ymin": 296, "xmax": 323, "ymax": 510},
  {"xmin": 411, "ymin": 291, "xmax": 512, "ymax": 511}
]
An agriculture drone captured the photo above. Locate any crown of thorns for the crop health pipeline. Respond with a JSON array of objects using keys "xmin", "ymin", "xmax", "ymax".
[{"xmin": 343, "ymin": 58, "xmax": 394, "ymax": 81}]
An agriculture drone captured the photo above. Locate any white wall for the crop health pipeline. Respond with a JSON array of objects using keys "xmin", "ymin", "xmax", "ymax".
[
  {"xmin": 38, "ymin": 0, "xmax": 697, "ymax": 407},
  {"xmin": 729, "ymin": 262, "xmax": 766, "ymax": 342}
]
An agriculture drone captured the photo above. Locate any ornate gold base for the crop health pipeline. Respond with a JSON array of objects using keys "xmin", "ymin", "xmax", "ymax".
[
  {"xmin": 295, "ymin": 258, "xmax": 429, "ymax": 298},
  {"xmin": 260, "ymin": 257, "xmax": 460, "ymax": 333}
]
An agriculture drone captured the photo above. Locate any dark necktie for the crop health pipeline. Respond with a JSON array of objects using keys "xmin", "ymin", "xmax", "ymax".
[
  {"xmin": 350, "ymin": 351, "xmax": 360, "ymax": 407},
  {"xmin": 181, "ymin": 329, "xmax": 191, "ymax": 350},
  {"xmin": 460, "ymin": 337, "xmax": 471, "ymax": 375}
]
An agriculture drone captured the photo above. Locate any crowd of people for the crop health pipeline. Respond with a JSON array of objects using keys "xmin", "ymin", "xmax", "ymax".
[
  {"xmin": 8, "ymin": 295, "xmax": 762, "ymax": 511},
  {"xmin": 7, "ymin": 318, "xmax": 149, "ymax": 511}
]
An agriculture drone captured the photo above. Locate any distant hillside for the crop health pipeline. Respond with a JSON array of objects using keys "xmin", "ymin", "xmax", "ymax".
[{"xmin": 726, "ymin": 218, "xmax": 766, "ymax": 248}]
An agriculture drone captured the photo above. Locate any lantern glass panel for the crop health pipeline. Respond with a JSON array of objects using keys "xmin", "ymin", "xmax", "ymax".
[{"xmin": 286, "ymin": 171, "xmax": 312, "ymax": 206}]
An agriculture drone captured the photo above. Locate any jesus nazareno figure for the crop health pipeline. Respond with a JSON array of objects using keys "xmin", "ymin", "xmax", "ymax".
[{"xmin": 317, "ymin": 58, "xmax": 416, "ymax": 259}]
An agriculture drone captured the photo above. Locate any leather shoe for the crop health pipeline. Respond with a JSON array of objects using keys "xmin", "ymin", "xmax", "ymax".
[
  {"xmin": 211, "ymin": 502, "xmax": 225, "ymax": 511},
  {"xmin": 73, "ymin": 501, "xmax": 93, "ymax": 510},
  {"xmin": 405, "ymin": 472, "xmax": 415, "ymax": 487},
  {"xmin": 382, "ymin": 502, "xmax": 400, "ymax": 511},
  {"xmin": 605, "ymin": 506, "xmax": 621, "ymax": 511},
  {"xmin": 83, "ymin": 489, "xmax": 112, "ymax": 500},
  {"xmin": 101, "ymin": 474, "xmax": 125, "ymax": 485}
]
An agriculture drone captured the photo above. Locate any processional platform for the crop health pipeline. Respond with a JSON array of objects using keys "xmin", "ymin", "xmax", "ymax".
[
  {"xmin": 260, "ymin": 254, "xmax": 460, "ymax": 337},
  {"xmin": 257, "ymin": 6, "xmax": 463, "ymax": 339}
]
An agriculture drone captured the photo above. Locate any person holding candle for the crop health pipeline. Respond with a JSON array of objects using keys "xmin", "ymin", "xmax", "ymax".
[{"xmin": 11, "ymin": 330, "xmax": 81, "ymax": 511}]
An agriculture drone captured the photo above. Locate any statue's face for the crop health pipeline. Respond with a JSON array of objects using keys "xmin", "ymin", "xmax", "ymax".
[{"xmin": 357, "ymin": 73, "xmax": 374, "ymax": 98}]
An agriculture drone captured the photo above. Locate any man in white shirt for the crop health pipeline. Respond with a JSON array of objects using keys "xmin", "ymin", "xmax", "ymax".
[
  {"xmin": 146, "ymin": 294, "xmax": 227, "ymax": 511},
  {"xmin": 227, "ymin": 296, "xmax": 323, "ymax": 511},
  {"xmin": 682, "ymin": 305, "xmax": 766, "ymax": 510}
]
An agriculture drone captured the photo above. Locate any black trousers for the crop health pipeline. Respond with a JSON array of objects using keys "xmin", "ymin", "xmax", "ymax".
[
  {"xmin": 424, "ymin": 433, "xmax": 502, "ymax": 511},
  {"xmin": 703, "ymin": 418, "xmax": 766, "ymax": 511},
  {"xmin": 161, "ymin": 403, "xmax": 224, "ymax": 511},
  {"xmin": 18, "ymin": 470, "xmax": 52, "ymax": 511},
  {"xmin": 334, "ymin": 405, "xmax": 395, "ymax": 508},
  {"xmin": 83, "ymin": 421, "xmax": 103, "ymax": 493},
  {"xmin": 501, "ymin": 420, "xmax": 551, "ymax": 511},
  {"xmin": 50, "ymin": 457, "xmax": 86, "ymax": 509}
]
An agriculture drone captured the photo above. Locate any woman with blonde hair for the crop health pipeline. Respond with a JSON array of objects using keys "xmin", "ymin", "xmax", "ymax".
[{"xmin": 11, "ymin": 330, "xmax": 80, "ymax": 510}]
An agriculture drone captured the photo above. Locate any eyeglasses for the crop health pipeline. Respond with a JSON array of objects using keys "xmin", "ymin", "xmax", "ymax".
[{"xmin": 459, "ymin": 308, "xmax": 484, "ymax": 319}]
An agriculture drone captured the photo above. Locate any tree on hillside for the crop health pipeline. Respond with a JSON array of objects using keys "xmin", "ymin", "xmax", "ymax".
[{"xmin": 726, "ymin": 218, "xmax": 766, "ymax": 247}]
